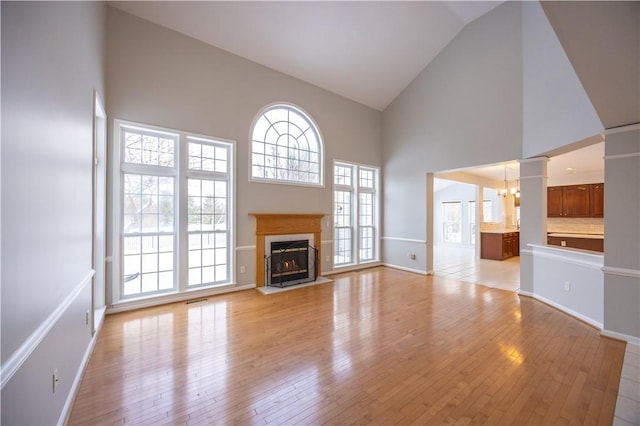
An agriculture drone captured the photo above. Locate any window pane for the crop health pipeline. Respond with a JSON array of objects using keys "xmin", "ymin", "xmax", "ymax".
[
  {"xmin": 122, "ymin": 129, "xmax": 175, "ymax": 167},
  {"xmin": 334, "ymin": 164, "xmax": 352, "ymax": 186},
  {"xmin": 251, "ymin": 105, "xmax": 321, "ymax": 185},
  {"xmin": 334, "ymin": 227, "xmax": 352, "ymax": 265},
  {"xmin": 188, "ymin": 139, "xmax": 228, "ymax": 173},
  {"xmin": 443, "ymin": 202, "xmax": 462, "ymax": 244}
]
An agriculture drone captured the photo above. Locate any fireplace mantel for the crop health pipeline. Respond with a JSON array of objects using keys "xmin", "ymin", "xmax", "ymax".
[{"xmin": 250, "ymin": 213, "xmax": 325, "ymax": 287}]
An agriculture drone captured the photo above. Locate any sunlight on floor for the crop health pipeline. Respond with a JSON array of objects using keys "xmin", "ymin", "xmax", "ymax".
[{"xmin": 434, "ymin": 244, "xmax": 520, "ymax": 292}]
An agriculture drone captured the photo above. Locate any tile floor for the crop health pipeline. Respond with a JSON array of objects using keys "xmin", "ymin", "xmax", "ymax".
[
  {"xmin": 433, "ymin": 244, "xmax": 639, "ymax": 426},
  {"xmin": 433, "ymin": 244, "xmax": 520, "ymax": 292},
  {"xmin": 614, "ymin": 343, "xmax": 640, "ymax": 425}
]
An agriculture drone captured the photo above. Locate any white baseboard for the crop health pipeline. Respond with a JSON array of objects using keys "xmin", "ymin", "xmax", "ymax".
[
  {"xmin": 601, "ymin": 329, "xmax": 640, "ymax": 345},
  {"xmin": 107, "ymin": 284, "xmax": 256, "ymax": 314},
  {"xmin": 382, "ymin": 263, "xmax": 428, "ymax": 275}
]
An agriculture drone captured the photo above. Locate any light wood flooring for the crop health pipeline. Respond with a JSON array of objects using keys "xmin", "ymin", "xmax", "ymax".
[{"xmin": 69, "ymin": 266, "xmax": 626, "ymax": 425}]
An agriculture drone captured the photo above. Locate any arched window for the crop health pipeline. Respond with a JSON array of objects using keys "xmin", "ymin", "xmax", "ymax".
[{"xmin": 250, "ymin": 104, "xmax": 323, "ymax": 186}]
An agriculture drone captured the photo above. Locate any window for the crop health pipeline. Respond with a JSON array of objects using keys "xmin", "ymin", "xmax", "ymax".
[
  {"xmin": 483, "ymin": 200, "xmax": 493, "ymax": 222},
  {"xmin": 468, "ymin": 201, "xmax": 476, "ymax": 245},
  {"xmin": 251, "ymin": 104, "xmax": 323, "ymax": 186},
  {"xmin": 443, "ymin": 201, "xmax": 462, "ymax": 244},
  {"xmin": 115, "ymin": 121, "xmax": 234, "ymax": 301},
  {"xmin": 333, "ymin": 161, "xmax": 379, "ymax": 267}
]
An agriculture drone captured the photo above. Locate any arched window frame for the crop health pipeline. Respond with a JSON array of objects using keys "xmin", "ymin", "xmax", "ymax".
[{"xmin": 249, "ymin": 103, "xmax": 324, "ymax": 187}]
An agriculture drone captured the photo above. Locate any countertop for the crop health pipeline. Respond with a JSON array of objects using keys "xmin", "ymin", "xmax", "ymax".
[
  {"xmin": 547, "ymin": 232, "xmax": 604, "ymax": 240},
  {"xmin": 481, "ymin": 229, "xmax": 519, "ymax": 234}
]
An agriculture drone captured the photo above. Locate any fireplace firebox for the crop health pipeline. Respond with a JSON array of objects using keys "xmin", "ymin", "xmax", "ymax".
[{"xmin": 266, "ymin": 240, "xmax": 317, "ymax": 287}]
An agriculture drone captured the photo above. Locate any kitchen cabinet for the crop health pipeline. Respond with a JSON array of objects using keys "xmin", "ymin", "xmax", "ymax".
[
  {"xmin": 547, "ymin": 233, "xmax": 604, "ymax": 252},
  {"xmin": 547, "ymin": 183, "xmax": 603, "ymax": 217},
  {"xmin": 481, "ymin": 232, "xmax": 519, "ymax": 260},
  {"xmin": 590, "ymin": 183, "xmax": 604, "ymax": 217},
  {"xmin": 547, "ymin": 186, "xmax": 564, "ymax": 217}
]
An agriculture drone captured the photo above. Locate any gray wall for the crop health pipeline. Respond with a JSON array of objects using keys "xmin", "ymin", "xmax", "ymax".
[
  {"xmin": 1, "ymin": 2, "xmax": 106, "ymax": 424},
  {"xmin": 603, "ymin": 129, "xmax": 640, "ymax": 339},
  {"xmin": 522, "ymin": 1, "xmax": 603, "ymax": 158},
  {"xmin": 382, "ymin": 2, "xmax": 523, "ymax": 270},
  {"xmin": 541, "ymin": 1, "xmax": 640, "ymax": 129},
  {"xmin": 106, "ymin": 7, "xmax": 382, "ymax": 290}
]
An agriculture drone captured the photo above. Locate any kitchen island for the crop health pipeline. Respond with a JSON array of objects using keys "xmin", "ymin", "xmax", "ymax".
[{"xmin": 480, "ymin": 230, "xmax": 520, "ymax": 260}]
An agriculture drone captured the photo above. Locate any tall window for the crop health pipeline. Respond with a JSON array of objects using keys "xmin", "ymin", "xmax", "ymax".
[
  {"xmin": 333, "ymin": 161, "xmax": 379, "ymax": 267},
  {"xmin": 115, "ymin": 121, "xmax": 234, "ymax": 301},
  {"xmin": 468, "ymin": 201, "xmax": 476, "ymax": 245},
  {"xmin": 443, "ymin": 201, "xmax": 462, "ymax": 243},
  {"xmin": 251, "ymin": 104, "xmax": 323, "ymax": 186}
]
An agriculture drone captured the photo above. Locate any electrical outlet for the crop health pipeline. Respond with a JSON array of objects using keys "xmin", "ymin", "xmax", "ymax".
[
  {"xmin": 52, "ymin": 369, "xmax": 59, "ymax": 394},
  {"xmin": 561, "ymin": 241, "xmax": 567, "ymax": 247},
  {"xmin": 240, "ymin": 265, "xmax": 246, "ymax": 273},
  {"xmin": 564, "ymin": 281, "xmax": 571, "ymax": 292}
]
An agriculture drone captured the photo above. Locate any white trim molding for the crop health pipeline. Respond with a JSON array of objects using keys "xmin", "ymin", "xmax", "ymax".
[
  {"xmin": 324, "ymin": 261, "xmax": 382, "ymax": 276},
  {"xmin": 530, "ymin": 292, "xmax": 603, "ymax": 330},
  {"xmin": 603, "ymin": 152, "xmax": 640, "ymax": 161},
  {"xmin": 382, "ymin": 263, "xmax": 428, "ymax": 275},
  {"xmin": 518, "ymin": 156, "xmax": 549, "ymax": 164},
  {"xmin": 601, "ymin": 329, "xmax": 640, "ymax": 346},
  {"xmin": 604, "ymin": 122, "xmax": 640, "ymax": 134},
  {"xmin": 527, "ymin": 244, "xmax": 604, "ymax": 270},
  {"xmin": 107, "ymin": 283, "xmax": 255, "ymax": 314},
  {"xmin": 602, "ymin": 266, "xmax": 640, "ymax": 278},
  {"xmin": 1, "ymin": 270, "xmax": 95, "ymax": 389},
  {"xmin": 381, "ymin": 236, "xmax": 427, "ymax": 244}
]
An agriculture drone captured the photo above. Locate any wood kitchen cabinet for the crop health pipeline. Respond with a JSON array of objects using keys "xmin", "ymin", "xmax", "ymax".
[
  {"xmin": 590, "ymin": 183, "xmax": 604, "ymax": 217},
  {"xmin": 481, "ymin": 232, "xmax": 520, "ymax": 260},
  {"xmin": 547, "ymin": 235, "xmax": 604, "ymax": 252},
  {"xmin": 547, "ymin": 183, "xmax": 603, "ymax": 217},
  {"xmin": 547, "ymin": 186, "xmax": 564, "ymax": 217}
]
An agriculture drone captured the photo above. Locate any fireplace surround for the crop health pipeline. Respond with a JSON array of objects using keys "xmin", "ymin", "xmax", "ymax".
[{"xmin": 250, "ymin": 214, "xmax": 324, "ymax": 287}]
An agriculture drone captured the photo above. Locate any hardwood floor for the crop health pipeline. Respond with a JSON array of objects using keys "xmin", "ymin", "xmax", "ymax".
[{"xmin": 68, "ymin": 267, "xmax": 626, "ymax": 425}]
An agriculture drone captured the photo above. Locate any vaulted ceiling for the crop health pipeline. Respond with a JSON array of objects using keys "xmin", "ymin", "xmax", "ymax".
[{"xmin": 110, "ymin": 1, "xmax": 504, "ymax": 111}]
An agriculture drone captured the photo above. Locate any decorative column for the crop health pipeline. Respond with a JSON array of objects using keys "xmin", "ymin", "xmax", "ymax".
[
  {"xmin": 426, "ymin": 173, "xmax": 434, "ymax": 275},
  {"xmin": 602, "ymin": 125, "xmax": 640, "ymax": 341},
  {"xmin": 518, "ymin": 157, "xmax": 549, "ymax": 295}
]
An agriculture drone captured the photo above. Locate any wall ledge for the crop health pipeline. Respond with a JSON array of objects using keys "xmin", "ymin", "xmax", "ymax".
[{"xmin": 528, "ymin": 244, "xmax": 604, "ymax": 270}]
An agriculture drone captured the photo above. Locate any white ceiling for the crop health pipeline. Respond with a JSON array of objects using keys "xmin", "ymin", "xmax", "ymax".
[{"xmin": 109, "ymin": 1, "xmax": 504, "ymax": 111}]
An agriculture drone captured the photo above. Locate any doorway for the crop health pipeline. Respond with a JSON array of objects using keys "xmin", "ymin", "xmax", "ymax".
[{"xmin": 431, "ymin": 164, "xmax": 521, "ymax": 292}]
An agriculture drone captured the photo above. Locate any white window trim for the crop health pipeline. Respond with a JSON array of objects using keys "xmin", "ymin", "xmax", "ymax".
[
  {"xmin": 248, "ymin": 102, "xmax": 325, "ymax": 188},
  {"xmin": 112, "ymin": 119, "xmax": 236, "ymax": 306},
  {"xmin": 333, "ymin": 160, "xmax": 380, "ymax": 268}
]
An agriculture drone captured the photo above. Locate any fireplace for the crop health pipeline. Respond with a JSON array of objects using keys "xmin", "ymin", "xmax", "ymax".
[
  {"xmin": 250, "ymin": 213, "xmax": 324, "ymax": 288},
  {"xmin": 266, "ymin": 240, "xmax": 318, "ymax": 287}
]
